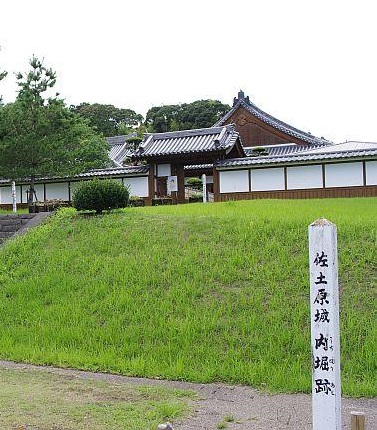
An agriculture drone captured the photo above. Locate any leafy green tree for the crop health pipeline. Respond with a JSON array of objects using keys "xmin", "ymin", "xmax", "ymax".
[
  {"xmin": 180, "ymin": 100, "xmax": 231, "ymax": 129},
  {"xmin": 145, "ymin": 100, "xmax": 230, "ymax": 132},
  {"xmin": 145, "ymin": 104, "xmax": 181, "ymax": 133},
  {"xmin": 71, "ymin": 103, "xmax": 143, "ymax": 137},
  {"xmin": 0, "ymin": 56, "xmax": 110, "ymax": 212}
]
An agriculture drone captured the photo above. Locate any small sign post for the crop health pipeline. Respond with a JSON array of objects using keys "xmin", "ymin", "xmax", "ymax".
[
  {"xmin": 11, "ymin": 181, "xmax": 17, "ymax": 213},
  {"xmin": 201, "ymin": 174, "xmax": 207, "ymax": 203},
  {"xmin": 309, "ymin": 218, "xmax": 341, "ymax": 430}
]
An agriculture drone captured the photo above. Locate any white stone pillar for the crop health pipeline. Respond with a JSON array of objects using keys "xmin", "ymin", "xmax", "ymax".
[
  {"xmin": 201, "ymin": 174, "xmax": 207, "ymax": 203},
  {"xmin": 11, "ymin": 181, "xmax": 17, "ymax": 213},
  {"xmin": 309, "ymin": 218, "xmax": 341, "ymax": 430}
]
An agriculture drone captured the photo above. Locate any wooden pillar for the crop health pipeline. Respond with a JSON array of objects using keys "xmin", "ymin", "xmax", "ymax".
[
  {"xmin": 176, "ymin": 164, "xmax": 185, "ymax": 204},
  {"xmin": 362, "ymin": 161, "xmax": 366, "ymax": 187},
  {"xmin": 213, "ymin": 166, "xmax": 219, "ymax": 202},
  {"xmin": 146, "ymin": 163, "xmax": 155, "ymax": 206}
]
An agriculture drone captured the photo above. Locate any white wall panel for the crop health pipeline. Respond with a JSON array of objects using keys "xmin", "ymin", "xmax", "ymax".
[
  {"xmin": 157, "ymin": 164, "xmax": 171, "ymax": 177},
  {"xmin": 0, "ymin": 185, "xmax": 22, "ymax": 204},
  {"xmin": 22, "ymin": 184, "xmax": 44, "ymax": 202},
  {"xmin": 251, "ymin": 168, "xmax": 285, "ymax": 191},
  {"xmin": 287, "ymin": 165, "xmax": 323, "ymax": 189},
  {"xmin": 366, "ymin": 161, "xmax": 377, "ymax": 185},
  {"xmin": 219, "ymin": 170, "xmax": 249, "ymax": 193},
  {"xmin": 123, "ymin": 177, "xmax": 149, "ymax": 197},
  {"xmin": 45, "ymin": 182, "xmax": 69, "ymax": 200},
  {"xmin": 325, "ymin": 162, "xmax": 363, "ymax": 188}
]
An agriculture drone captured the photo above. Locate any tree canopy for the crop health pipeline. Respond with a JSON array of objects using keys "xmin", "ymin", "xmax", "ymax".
[
  {"xmin": 145, "ymin": 99, "xmax": 230, "ymax": 133},
  {"xmin": 71, "ymin": 103, "xmax": 143, "ymax": 137},
  {"xmin": 0, "ymin": 56, "xmax": 110, "ymax": 210}
]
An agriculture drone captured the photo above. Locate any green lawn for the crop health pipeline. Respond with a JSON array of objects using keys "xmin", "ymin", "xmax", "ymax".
[
  {"xmin": 0, "ymin": 198, "xmax": 376, "ymax": 396},
  {"xmin": 0, "ymin": 367, "xmax": 193, "ymax": 430}
]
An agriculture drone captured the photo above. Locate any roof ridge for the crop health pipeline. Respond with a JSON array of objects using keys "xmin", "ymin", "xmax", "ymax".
[{"xmin": 143, "ymin": 126, "xmax": 227, "ymax": 140}]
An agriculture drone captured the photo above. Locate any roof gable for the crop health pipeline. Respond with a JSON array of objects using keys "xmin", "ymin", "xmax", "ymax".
[{"xmin": 215, "ymin": 91, "xmax": 331, "ymax": 147}]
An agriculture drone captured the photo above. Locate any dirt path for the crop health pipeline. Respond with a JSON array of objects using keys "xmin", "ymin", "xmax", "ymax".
[{"xmin": 0, "ymin": 360, "xmax": 375, "ymax": 429}]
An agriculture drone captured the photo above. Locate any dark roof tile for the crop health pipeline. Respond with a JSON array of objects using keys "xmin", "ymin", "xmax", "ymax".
[
  {"xmin": 134, "ymin": 125, "xmax": 244, "ymax": 158},
  {"xmin": 216, "ymin": 146, "xmax": 377, "ymax": 168}
]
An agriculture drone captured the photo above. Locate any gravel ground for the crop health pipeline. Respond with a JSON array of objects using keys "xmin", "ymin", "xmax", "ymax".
[{"xmin": 0, "ymin": 360, "xmax": 375, "ymax": 430}]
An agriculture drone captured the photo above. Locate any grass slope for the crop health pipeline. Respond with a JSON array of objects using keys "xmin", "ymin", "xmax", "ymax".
[{"xmin": 0, "ymin": 198, "xmax": 375, "ymax": 396}]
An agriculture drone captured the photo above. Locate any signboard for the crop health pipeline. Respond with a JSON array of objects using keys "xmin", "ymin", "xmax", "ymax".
[
  {"xmin": 309, "ymin": 218, "xmax": 341, "ymax": 430},
  {"xmin": 167, "ymin": 176, "xmax": 178, "ymax": 195}
]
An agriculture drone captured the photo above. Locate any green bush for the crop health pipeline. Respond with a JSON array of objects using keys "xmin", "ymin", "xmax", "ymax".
[
  {"xmin": 72, "ymin": 179, "xmax": 129, "ymax": 214},
  {"xmin": 185, "ymin": 177, "xmax": 202, "ymax": 189}
]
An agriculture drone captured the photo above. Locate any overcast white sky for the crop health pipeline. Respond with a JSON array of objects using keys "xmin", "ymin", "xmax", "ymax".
[{"xmin": 1, "ymin": 0, "xmax": 376, "ymax": 143}]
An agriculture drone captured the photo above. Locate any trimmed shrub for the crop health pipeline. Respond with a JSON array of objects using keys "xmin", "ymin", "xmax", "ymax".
[
  {"xmin": 185, "ymin": 177, "xmax": 202, "ymax": 189},
  {"xmin": 72, "ymin": 179, "xmax": 129, "ymax": 214}
]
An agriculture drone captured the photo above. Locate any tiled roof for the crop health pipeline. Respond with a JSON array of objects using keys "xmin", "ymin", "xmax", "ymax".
[
  {"xmin": 300, "ymin": 141, "xmax": 377, "ymax": 154},
  {"xmin": 184, "ymin": 164, "xmax": 213, "ymax": 170},
  {"xmin": 107, "ymin": 133, "xmax": 138, "ymax": 167},
  {"xmin": 216, "ymin": 146, "xmax": 377, "ymax": 169},
  {"xmin": 214, "ymin": 94, "xmax": 330, "ymax": 146},
  {"xmin": 134, "ymin": 125, "xmax": 244, "ymax": 158},
  {"xmin": 0, "ymin": 166, "xmax": 150, "ymax": 185},
  {"xmin": 77, "ymin": 165, "xmax": 149, "ymax": 177},
  {"xmin": 244, "ymin": 143, "xmax": 331, "ymax": 157}
]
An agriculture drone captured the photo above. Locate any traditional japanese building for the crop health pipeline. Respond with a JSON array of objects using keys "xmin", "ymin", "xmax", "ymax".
[
  {"xmin": 1, "ymin": 91, "xmax": 376, "ymax": 208},
  {"xmin": 132, "ymin": 124, "xmax": 245, "ymax": 204}
]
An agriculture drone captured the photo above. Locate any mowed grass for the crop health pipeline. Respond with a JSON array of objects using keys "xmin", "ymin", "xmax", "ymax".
[
  {"xmin": 0, "ymin": 198, "xmax": 375, "ymax": 396},
  {"xmin": 0, "ymin": 367, "xmax": 193, "ymax": 429}
]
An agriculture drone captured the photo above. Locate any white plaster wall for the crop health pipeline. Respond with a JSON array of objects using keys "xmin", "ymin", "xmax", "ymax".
[
  {"xmin": 251, "ymin": 168, "xmax": 285, "ymax": 191},
  {"xmin": 219, "ymin": 170, "xmax": 249, "ymax": 193},
  {"xmin": 287, "ymin": 165, "xmax": 323, "ymax": 189},
  {"xmin": 366, "ymin": 161, "xmax": 377, "ymax": 185},
  {"xmin": 157, "ymin": 164, "xmax": 171, "ymax": 177},
  {"xmin": 22, "ymin": 184, "xmax": 44, "ymax": 202},
  {"xmin": 123, "ymin": 177, "xmax": 149, "ymax": 197},
  {"xmin": 325, "ymin": 162, "xmax": 363, "ymax": 188},
  {"xmin": 45, "ymin": 182, "xmax": 70, "ymax": 200},
  {"xmin": 0, "ymin": 185, "xmax": 22, "ymax": 204}
]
